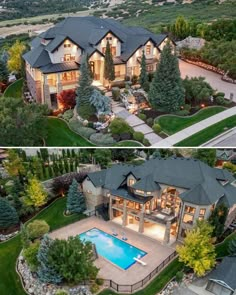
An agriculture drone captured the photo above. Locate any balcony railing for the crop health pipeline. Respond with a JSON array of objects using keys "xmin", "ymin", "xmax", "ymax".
[{"xmin": 144, "ymin": 211, "xmax": 177, "ymax": 225}]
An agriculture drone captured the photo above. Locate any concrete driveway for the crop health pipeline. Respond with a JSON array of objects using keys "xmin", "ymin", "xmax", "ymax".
[{"xmin": 179, "ymin": 59, "xmax": 236, "ymax": 100}]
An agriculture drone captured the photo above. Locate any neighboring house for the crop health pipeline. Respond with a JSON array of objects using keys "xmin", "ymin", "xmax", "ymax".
[
  {"xmin": 216, "ymin": 149, "xmax": 236, "ymax": 166},
  {"xmin": 206, "ymin": 256, "xmax": 236, "ymax": 295},
  {"xmin": 23, "ymin": 16, "xmax": 174, "ymax": 108},
  {"xmin": 82, "ymin": 157, "xmax": 236, "ymax": 244}
]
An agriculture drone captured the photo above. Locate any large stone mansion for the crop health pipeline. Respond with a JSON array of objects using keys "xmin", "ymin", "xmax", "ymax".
[{"xmin": 23, "ymin": 16, "xmax": 174, "ymax": 108}]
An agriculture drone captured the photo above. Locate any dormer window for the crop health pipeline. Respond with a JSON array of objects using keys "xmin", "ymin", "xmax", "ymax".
[
  {"xmin": 64, "ymin": 41, "xmax": 71, "ymax": 48},
  {"xmin": 128, "ymin": 179, "xmax": 135, "ymax": 186},
  {"xmin": 106, "ymin": 36, "xmax": 113, "ymax": 41},
  {"xmin": 219, "ymin": 180, "xmax": 229, "ymax": 186},
  {"xmin": 41, "ymin": 39, "xmax": 47, "ymax": 45}
]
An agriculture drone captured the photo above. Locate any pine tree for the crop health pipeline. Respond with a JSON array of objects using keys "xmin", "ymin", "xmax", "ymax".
[
  {"xmin": 76, "ymin": 55, "xmax": 95, "ymax": 119},
  {"xmin": 149, "ymin": 42, "xmax": 185, "ymax": 112},
  {"xmin": 0, "ymin": 197, "xmax": 19, "ymax": 229},
  {"xmin": 21, "ymin": 223, "xmax": 30, "ymax": 249},
  {"xmin": 37, "ymin": 235, "xmax": 62, "ymax": 284},
  {"xmin": 139, "ymin": 50, "xmax": 148, "ymax": 88},
  {"xmin": 0, "ymin": 59, "xmax": 8, "ymax": 83},
  {"xmin": 104, "ymin": 40, "xmax": 115, "ymax": 85},
  {"xmin": 66, "ymin": 179, "xmax": 86, "ymax": 214},
  {"xmin": 24, "ymin": 176, "xmax": 47, "ymax": 208}
]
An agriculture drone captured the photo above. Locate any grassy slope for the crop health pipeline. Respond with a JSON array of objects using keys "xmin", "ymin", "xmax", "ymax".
[
  {"xmin": 157, "ymin": 107, "xmax": 225, "ymax": 135},
  {"xmin": 3, "ymin": 78, "xmax": 23, "ymax": 98},
  {"xmin": 45, "ymin": 117, "xmax": 93, "ymax": 147},
  {"xmin": 175, "ymin": 115, "xmax": 236, "ymax": 146},
  {"xmin": 0, "ymin": 197, "xmax": 85, "ymax": 295}
]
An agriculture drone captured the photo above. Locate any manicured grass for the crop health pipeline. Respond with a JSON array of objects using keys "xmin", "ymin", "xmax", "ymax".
[
  {"xmin": 216, "ymin": 232, "xmax": 236, "ymax": 258},
  {"xmin": 45, "ymin": 117, "xmax": 94, "ymax": 147},
  {"xmin": 114, "ymin": 140, "xmax": 143, "ymax": 147},
  {"xmin": 99, "ymin": 258, "xmax": 183, "ymax": 295},
  {"xmin": 3, "ymin": 78, "xmax": 23, "ymax": 98},
  {"xmin": 157, "ymin": 107, "xmax": 225, "ymax": 135},
  {"xmin": 175, "ymin": 115, "xmax": 236, "ymax": 147},
  {"xmin": 0, "ymin": 197, "xmax": 85, "ymax": 295}
]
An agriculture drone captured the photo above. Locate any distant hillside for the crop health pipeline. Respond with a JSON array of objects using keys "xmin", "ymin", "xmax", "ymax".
[{"xmin": 0, "ymin": 0, "xmax": 111, "ymax": 21}]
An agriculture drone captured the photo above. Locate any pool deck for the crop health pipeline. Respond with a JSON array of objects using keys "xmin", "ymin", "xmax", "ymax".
[{"xmin": 49, "ymin": 216, "xmax": 175, "ymax": 285}]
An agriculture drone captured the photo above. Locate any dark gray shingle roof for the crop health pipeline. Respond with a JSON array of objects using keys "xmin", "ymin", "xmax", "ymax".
[{"xmin": 209, "ymin": 257, "xmax": 236, "ymax": 290}]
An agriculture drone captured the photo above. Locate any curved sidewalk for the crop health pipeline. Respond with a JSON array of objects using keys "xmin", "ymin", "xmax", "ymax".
[{"xmin": 154, "ymin": 106, "xmax": 236, "ymax": 147}]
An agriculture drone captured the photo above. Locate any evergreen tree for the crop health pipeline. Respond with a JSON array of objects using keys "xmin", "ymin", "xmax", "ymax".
[
  {"xmin": 139, "ymin": 50, "xmax": 148, "ymax": 88},
  {"xmin": 104, "ymin": 40, "xmax": 115, "ymax": 85},
  {"xmin": 71, "ymin": 149, "xmax": 76, "ymax": 158},
  {"xmin": 48, "ymin": 165, "xmax": 53, "ymax": 178},
  {"xmin": 0, "ymin": 59, "xmax": 8, "ymax": 83},
  {"xmin": 76, "ymin": 55, "xmax": 95, "ymax": 119},
  {"xmin": 0, "ymin": 197, "xmax": 19, "ymax": 229},
  {"xmin": 66, "ymin": 179, "xmax": 86, "ymax": 214},
  {"xmin": 66, "ymin": 149, "xmax": 71, "ymax": 158},
  {"xmin": 209, "ymin": 203, "xmax": 228, "ymax": 238},
  {"xmin": 21, "ymin": 223, "xmax": 30, "ymax": 249},
  {"xmin": 192, "ymin": 149, "xmax": 216, "ymax": 167},
  {"xmin": 37, "ymin": 235, "xmax": 62, "ymax": 284},
  {"xmin": 64, "ymin": 158, "xmax": 69, "ymax": 173},
  {"xmin": 149, "ymin": 42, "xmax": 185, "ymax": 112},
  {"xmin": 228, "ymin": 237, "xmax": 236, "ymax": 256}
]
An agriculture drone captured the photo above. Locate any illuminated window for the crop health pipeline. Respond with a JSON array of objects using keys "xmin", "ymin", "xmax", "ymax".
[
  {"xmin": 183, "ymin": 214, "xmax": 194, "ymax": 224},
  {"xmin": 128, "ymin": 179, "xmax": 135, "ymax": 186},
  {"xmin": 146, "ymin": 45, "xmax": 151, "ymax": 55},
  {"xmin": 102, "ymin": 45, "xmax": 116, "ymax": 56},
  {"xmin": 62, "ymin": 54, "xmax": 75, "ymax": 62},
  {"xmin": 146, "ymin": 192, "xmax": 152, "ymax": 195},
  {"xmin": 199, "ymin": 208, "xmax": 206, "ymax": 220},
  {"xmin": 184, "ymin": 206, "xmax": 196, "ymax": 214},
  {"xmin": 64, "ymin": 42, "xmax": 71, "ymax": 48},
  {"xmin": 136, "ymin": 190, "xmax": 145, "ymax": 194},
  {"xmin": 146, "ymin": 65, "xmax": 154, "ymax": 72}
]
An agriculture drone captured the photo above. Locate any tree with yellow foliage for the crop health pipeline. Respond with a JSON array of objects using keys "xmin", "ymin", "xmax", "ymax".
[
  {"xmin": 24, "ymin": 176, "xmax": 47, "ymax": 208},
  {"xmin": 4, "ymin": 149, "xmax": 25, "ymax": 177},
  {"xmin": 176, "ymin": 220, "xmax": 216, "ymax": 277},
  {"xmin": 7, "ymin": 40, "xmax": 26, "ymax": 73}
]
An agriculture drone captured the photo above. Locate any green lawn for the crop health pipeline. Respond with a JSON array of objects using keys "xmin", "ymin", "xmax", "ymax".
[
  {"xmin": 175, "ymin": 115, "xmax": 236, "ymax": 147},
  {"xmin": 0, "ymin": 197, "xmax": 85, "ymax": 295},
  {"xmin": 216, "ymin": 232, "xmax": 236, "ymax": 258},
  {"xmin": 4, "ymin": 78, "xmax": 23, "ymax": 98},
  {"xmin": 45, "ymin": 117, "xmax": 94, "ymax": 147},
  {"xmin": 114, "ymin": 140, "xmax": 143, "ymax": 147},
  {"xmin": 157, "ymin": 107, "xmax": 225, "ymax": 135}
]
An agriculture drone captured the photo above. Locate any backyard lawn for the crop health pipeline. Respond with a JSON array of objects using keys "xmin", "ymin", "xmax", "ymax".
[
  {"xmin": 156, "ymin": 107, "xmax": 225, "ymax": 135},
  {"xmin": 45, "ymin": 117, "xmax": 94, "ymax": 147},
  {"xmin": 0, "ymin": 197, "xmax": 85, "ymax": 295},
  {"xmin": 175, "ymin": 115, "xmax": 236, "ymax": 147},
  {"xmin": 3, "ymin": 78, "xmax": 23, "ymax": 98}
]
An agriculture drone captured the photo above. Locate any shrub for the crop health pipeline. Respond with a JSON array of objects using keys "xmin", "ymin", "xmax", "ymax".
[
  {"xmin": 138, "ymin": 113, "xmax": 147, "ymax": 121},
  {"xmin": 62, "ymin": 109, "xmax": 74, "ymax": 122},
  {"xmin": 148, "ymin": 72, "xmax": 154, "ymax": 82},
  {"xmin": 152, "ymin": 123, "xmax": 161, "ymax": 134},
  {"xmin": 23, "ymin": 241, "xmax": 40, "ymax": 272},
  {"xmin": 90, "ymin": 283, "xmax": 100, "ymax": 294},
  {"xmin": 26, "ymin": 220, "xmax": 50, "ymax": 241},
  {"xmin": 175, "ymin": 271, "xmax": 184, "ymax": 283},
  {"xmin": 215, "ymin": 96, "xmax": 226, "ymax": 105},
  {"xmin": 109, "ymin": 117, "xmax": 133, "ymax": 136},
  {"xmin": 174, "ymin": 110, "xmax": 190, "ymax": 116},
  {"xmin": 78, "ymin": 104, "xmax": 96, "ymax": 120},
  {"xmin": 183, "ymin": 104, "xmax": 191, "ymax": 111},
  {"xmin": 131, "ymin": 75, "xmax": 138, "ymax": 85},
  {"xmin": 55, "ymin": 290, "xmax": 69, "ymax": 295},
  {"xmin": 143, "ymin": 138, "xmax": 150, "ymax": 146},
  {"xmin": 146, "ymin": 117, "xmax": 153, "ymax": 126},
  {"xmin": 69, "ymin": 119, "xmax": 96, "ymax": 139},
  {"xmin": 112, "ymin": 87, "xmax": 121, "ymax": 101},
  {"xmin": 133, "ymin": 131, "xmax": 144, "ymax": 142},
  {"xmin": 216, "ymin": 92, "xmax": 225, "ymax": 98},
  {"xmin": 95, "ymin": 278, "xmax": 104, "ymax": 286},
  {"xmin": 120, "ymin": 132, "xmax": 132, "ymax": 140},
  {"xmin": 143, "ymin": 81, "xmax": 150, "ymax": 92},
  {"xmin": 90, "ymin": 133, "xmax": 115, "ymax": 146}
]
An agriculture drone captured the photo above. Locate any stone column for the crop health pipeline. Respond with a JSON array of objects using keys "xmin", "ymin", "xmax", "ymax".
[
  {"xmin": 138, "ymin": 204, "xmax": 145, "ymax": 233},
  {"xmin": 42, "ymin": 74, "xmax": 51, "ymax": 108},
  {"xmin": 56, "ymin": 73, "xmax": 63, "ymax": 94},
  {"xmin": 109, "ymin": 195, "xmax": 113, "ymax": 220},
  {"xmin": 122, "ymin": 199, "xmax": 128, "ymax": 226},
  {"xmin": 163, "ymin": 221, "xmax": 171, "ymax": 245}
]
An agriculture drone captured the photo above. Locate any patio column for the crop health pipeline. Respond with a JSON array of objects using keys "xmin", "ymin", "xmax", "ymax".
[
  {"xmin": 56, "ymin": 73, "xmax": 63, "ymax": 95},
  {"xmin": 138, "ymin": 204, "xmax": 145, "ymax": 233},
  {"xmin": 163, "ymin": 221, "xmax": 171, "ymax": 245},
  {"xmin": 42, "ymin": 74, "xmax": 51, "ymax": 108},
  {"xmin": 122, "ymin": 199, "xmax": 128, "ymax": 226},
  {"xmin": 109, "ymin": 196, "xmax": 113, "ymax": 220}
]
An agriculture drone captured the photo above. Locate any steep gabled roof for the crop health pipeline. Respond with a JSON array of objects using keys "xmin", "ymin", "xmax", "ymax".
[
  {"xmin": 132, "ymin": 175, "xmax": 161, "ymax": 192},
  {"xmin": 209, "ymin": 257, "xmax": 236, "ymax": 290}
]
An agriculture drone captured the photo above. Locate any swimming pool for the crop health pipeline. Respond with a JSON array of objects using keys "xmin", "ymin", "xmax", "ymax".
[{"xmin": 79, "ymin": 228, "xmax": 147, "ymax": 270}]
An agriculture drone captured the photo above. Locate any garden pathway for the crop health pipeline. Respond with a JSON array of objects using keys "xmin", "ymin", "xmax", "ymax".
[
  {"xmin": 111, "ymin": 100, "xmax": 162, "ymax": 145},
  {"xmin": 155, "ymin": 106, "xmax": 236, "ymax": 147},
  {"xmin": 179, "ymin": 59, "xmax": 236, "ymax": 100}
]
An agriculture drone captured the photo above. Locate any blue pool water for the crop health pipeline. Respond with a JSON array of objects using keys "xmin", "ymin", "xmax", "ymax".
[{"xmin": 79, "ymin": 228, "xmax": 147, "ymax": 270}]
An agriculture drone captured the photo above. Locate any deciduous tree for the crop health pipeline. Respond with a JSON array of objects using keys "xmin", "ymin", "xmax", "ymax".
[
  {"xmin": 4, "ymin": 149, "xmax": 25, "ymax": 177},
  {"xmin": 192, "ymin": 149, "xmax": 216, "ymax": 167},
  {"xmin": 57, "ymin": 89, "xmax": 76, "ymax": 111},
  {"xmin": 24, "ymin": 176, "xmax": 47, "ymax": 208},
  {"xmin": 7, "ymin": 40, "xmax": 26, "ymax": 73},
  {"xmin": 176, "ymin": 220, "xmax": 216, "ymax": 277},
  {"xmin": 26, "ymin": 220, "xmax": 50, "ymax": 241}
]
